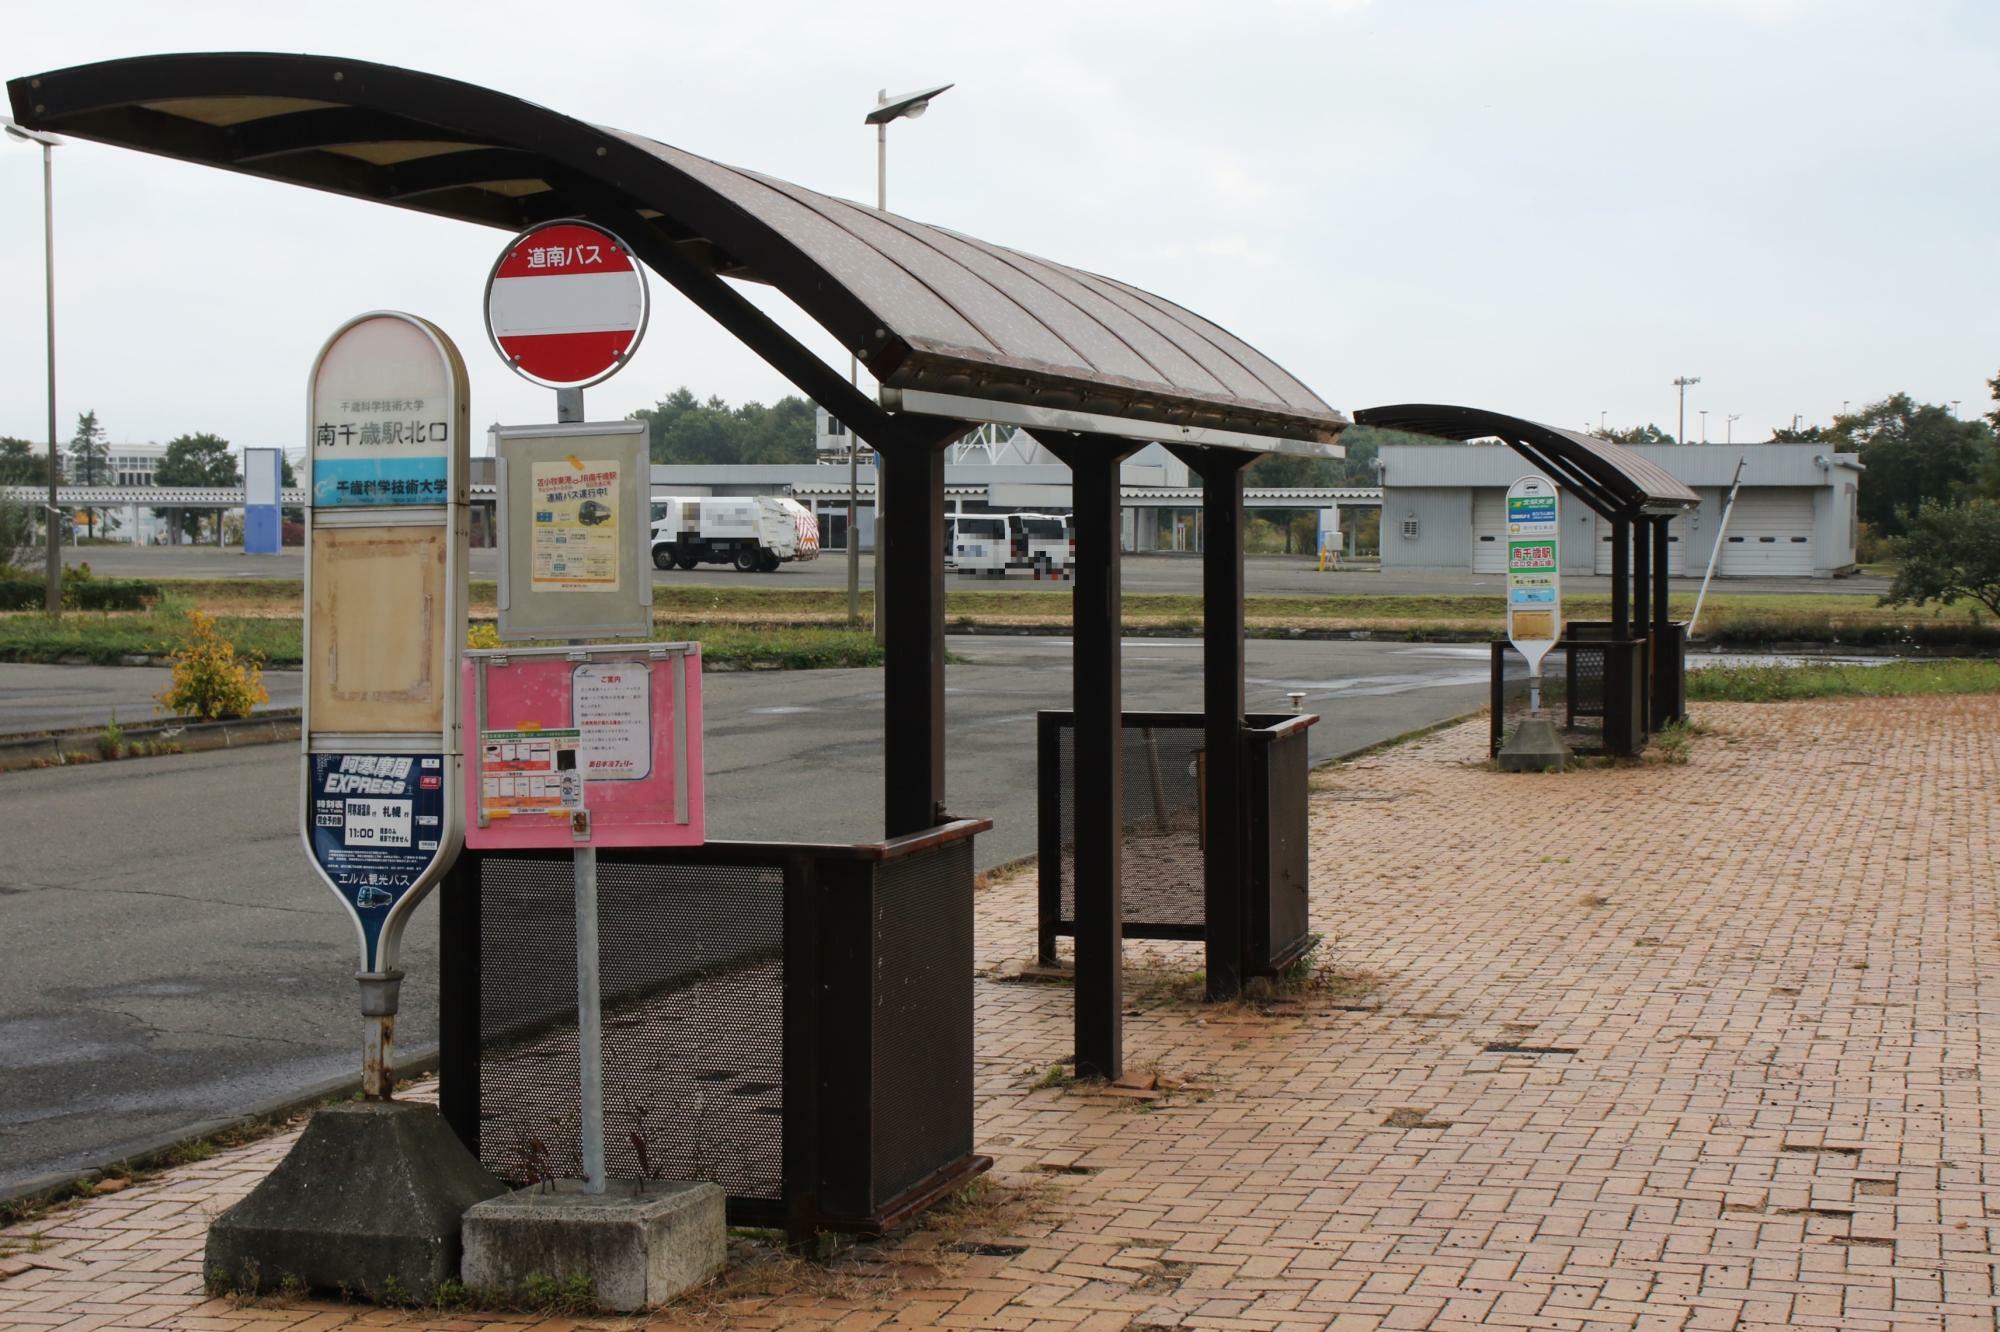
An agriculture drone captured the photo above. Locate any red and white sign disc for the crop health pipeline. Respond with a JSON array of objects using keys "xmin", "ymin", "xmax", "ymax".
[{"xmin": 484, "ymin": 220, "xmax": 649, "ymax": 388}]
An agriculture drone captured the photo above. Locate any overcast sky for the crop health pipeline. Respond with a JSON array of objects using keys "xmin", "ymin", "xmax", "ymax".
[{"xmin": 2, "ymin": 0, "xmax": 1995, "ymax": 457}]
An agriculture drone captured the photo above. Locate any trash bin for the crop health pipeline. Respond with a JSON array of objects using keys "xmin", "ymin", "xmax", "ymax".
[{"xmin": 1038, "ymin": 711, "xmax": 1319, "ymax": 977}]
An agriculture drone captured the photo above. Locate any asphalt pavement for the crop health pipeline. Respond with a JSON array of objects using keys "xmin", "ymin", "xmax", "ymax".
[
  {"xmin": 0, "ymin": 635, "xmax": 1492, "ymax": 1194},
  {"xmin": 0, "ymin": 665, "xmax": 303, "ymax": 736},
  {"xmin": 62, "ymin": 544, "xmax": 1885, "ymax": 599}
]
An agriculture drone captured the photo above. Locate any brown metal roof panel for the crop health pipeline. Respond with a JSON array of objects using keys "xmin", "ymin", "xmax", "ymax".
[
  {"xmin": 13, "ymin": 54, "xmax": 1346, "ymax": 444},
  {"xmin": 1099, "ymin": 277, "xmax": 1331, "ymax": 414},
  {"xmin": 857, "ymin": 216, "xmax": 1163, "ymax": 385},
  {"xmin": 1550, "ymin": 426, "xmax": 1700, "ymax": 506},
  {"xmin": 609, "ymin": 129, "xmax": 998, "ymax": 356},
  {"xmin": 1058, "ymin": 266, "xmax": 1287, "ymax": 404},
  {"xmin": 738, "ymin": 177, "xmax": 1088, "ymax": 372},
  {"xmin": 1353, "ymin": 404, "xmax": 1700, "ymax": 512},
  {"xmin": 939, "ymin": 235, "xmax": 1232, "ymax": 396}
]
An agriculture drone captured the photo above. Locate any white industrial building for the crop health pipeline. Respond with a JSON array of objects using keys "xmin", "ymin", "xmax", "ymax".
[{"xmin": 1379, "ymin": 442, "xmax": 1863, "ymax": 577}]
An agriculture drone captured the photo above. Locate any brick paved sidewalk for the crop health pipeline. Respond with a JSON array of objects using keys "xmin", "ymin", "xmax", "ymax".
[{"xmin": 5, "ymin": 695, "xmax": 1997, "ymax": 1331}]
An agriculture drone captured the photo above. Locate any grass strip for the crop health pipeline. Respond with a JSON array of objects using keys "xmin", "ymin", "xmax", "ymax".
[
  {"xmin": 0, "ymin": 603, "xmax": 887, "ymax": 671},
  {"xmin": 1688, "ymin": 657, "xmax": 2000, "ymax": 702},
  {"xmin": 26, "ymin": 580, "xmax": 2000, "ymax": 650}
]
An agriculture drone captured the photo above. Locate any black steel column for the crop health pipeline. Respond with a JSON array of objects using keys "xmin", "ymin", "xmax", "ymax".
[
  {"xmin": 1633, "ymin": 515, "xmax": 1651, "ymax": 645},
  {"xmin": 1036, "ymin": 432, "xmax": 1134, "ymax": 1081},
  {"xmin": 1611, "ymin": 516, "xmax": 1631, "ymax": 638},
  {"xmin": 1653, "ymin": 518, "xmax": 1671, "ymax": 636},
  {"xmin": 437, "ymin": 857, "xmax": 480, "ymax": 1153},
  {"xmin": 1072, "ymin": 448, "xmax": 1126, "ymax": 1079},
  {"xmin": 879, "ymin": 443, "xmax": 948, "ymax": 838},
  {"xmin": 1178, "ymin": 446, "xmax": 1252, "ymax": 1000}
]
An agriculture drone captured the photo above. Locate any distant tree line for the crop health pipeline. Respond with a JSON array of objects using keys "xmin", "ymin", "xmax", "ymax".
[{"xmin": 630, "ymin": 388, "xmax": 817, "ymax": 466}]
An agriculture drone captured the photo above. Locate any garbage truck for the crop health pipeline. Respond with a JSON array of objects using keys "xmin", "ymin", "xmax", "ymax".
[{"xmin": 650, "ymin": 495, "xmax": 820, "ymax": 573}]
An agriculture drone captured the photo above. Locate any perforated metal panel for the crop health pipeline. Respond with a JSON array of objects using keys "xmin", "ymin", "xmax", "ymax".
[
  {"xmin": 1054, "ymin": 722, "xmax": 1207, "ymax": 931},
  {"xmin": 1490, "ymin": 644, "xmax": 1604, "ymax": 757},
  {"xmin": 476, "ymin": 854, "xmax": 786, "ymax": 1202},
  {"xmin": 870, "ymin": 841, "xmax": 975, "ymax": 1203}
]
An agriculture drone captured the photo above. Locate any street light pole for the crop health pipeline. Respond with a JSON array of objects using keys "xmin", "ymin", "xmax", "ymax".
[
  {"xmin": 1673, "ymin": 375, "xmax": 1700, "ymax": 446},
  {"xmin": 5, "ymin": 117, "xmax": 62, "ymax": 616},
  {"xmin": 1726, "ymin": 413, "xmax": 1741, "ymax": 444},
  {"xmin": 1699, "ymin": 409, "xmax": 1708, "ymax": 444},
  {"xmin": 863, "ymin": 82, "xmax": 953, "ymax": 645}
]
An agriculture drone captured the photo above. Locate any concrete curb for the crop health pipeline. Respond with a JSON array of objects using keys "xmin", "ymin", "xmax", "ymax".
[
  {"xmin": 0, "ymin": 1047, "xmax": 439, "ymax": 1215},
  {"xmin": 0, "ymin": 710, "xmax": 301, "ymax": 772},
  {"xmin": 1312, "ymin": 707, "xmax": 1487, "ymax": 769}
]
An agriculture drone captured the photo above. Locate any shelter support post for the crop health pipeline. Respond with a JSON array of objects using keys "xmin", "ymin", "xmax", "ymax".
[
  {"xmin": 1653, "ymin": 518, "xmax": 1671, "ymax": 636},
  {"xmin": 1634, "ymin": 516, "xmax": 1651, "ymax": 645},
  {"xmin": 878, "ymin": 440, "xmax": 951, "ymax": 838},
  {"xmin": 1169, "ymin": 444, "xmax": 1255, "ymax": 1001},
  {"xmin": 1652, "ymin": 517, "xmax": 1682, "ymax": 729},
  {"xmin": 1035, "ymin": 432, "xmax": 1138, "ymax": 1081},
  {"xmin": 1611, "ymin": 518, "xmax": 1631, "ymax": 639},
  {"xmin": 1633, "ymin": 516, "xmax": 1652, "ymax": 735}
]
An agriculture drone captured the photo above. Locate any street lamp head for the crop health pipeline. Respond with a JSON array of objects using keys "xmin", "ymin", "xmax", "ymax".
[
  {"xmin": 866, "ymin": 83, "xmax": 954, "ymax": 126},
  {"xmin": 1, "ymin": 115, "xmax": 63, "ymax": 148}
]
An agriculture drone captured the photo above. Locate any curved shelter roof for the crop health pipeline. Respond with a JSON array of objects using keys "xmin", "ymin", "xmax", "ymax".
[
  {"xmin": 8, "ymin": 53, "xmax": 1345, "ymax": 450},
  {"xmin": 1354, "ymin": 403, "xmax": 1700, "ymax": 517}
]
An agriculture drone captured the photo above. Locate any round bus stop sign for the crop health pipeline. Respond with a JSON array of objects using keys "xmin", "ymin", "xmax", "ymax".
[{"xmin": 484, "ymin": 220, "xmax": 648, "ymax": 388}]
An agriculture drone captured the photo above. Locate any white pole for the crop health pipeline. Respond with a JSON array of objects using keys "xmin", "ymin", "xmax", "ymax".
[
  {"xmin": 558, "ymin": 384, "xmax": 606, "ymax": 1194},
  {"xmin": 1688, "ymin": 456, "xmax": 1746, "ymax": 639},
  {"xmin": 574, "ymin": 843, "xmax": 605, "ymax": 1193}
]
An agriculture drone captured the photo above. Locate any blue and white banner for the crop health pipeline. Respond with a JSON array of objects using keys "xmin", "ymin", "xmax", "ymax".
[{"xmin": 307, "ymin": 752, "xmax": 449, "ymax": 972}]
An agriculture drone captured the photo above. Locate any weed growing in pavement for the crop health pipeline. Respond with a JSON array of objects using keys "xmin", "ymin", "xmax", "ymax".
[
  {"xmin": 1382, "ymin": 1106, "xmax": 1455, "ymax": 1130},
  {"xmin": 1649, "ymin": 720, "xmax": 1695, "ymax": 765},
  {"xmin": 96, "ymin": 712, "xmax": 124, "ymax": 760}
]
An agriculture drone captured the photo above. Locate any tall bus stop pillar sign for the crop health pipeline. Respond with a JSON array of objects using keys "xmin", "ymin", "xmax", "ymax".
[
  {"xmin": 1505, "ymin": 476, "xmax": 1562, "ymax": 711},
  {"xmin": 300, "ymin": 312, "xmax": 470, "ymax": 1099}
]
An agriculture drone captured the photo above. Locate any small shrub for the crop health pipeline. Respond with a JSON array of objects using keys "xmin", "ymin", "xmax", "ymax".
[
  {"xmin": 157, "ymin": 609, "xmax": 269, "ymax": 720},
  {"xmin": 97, "ymin": 712, "xmax": 125, "ymax": 761}
]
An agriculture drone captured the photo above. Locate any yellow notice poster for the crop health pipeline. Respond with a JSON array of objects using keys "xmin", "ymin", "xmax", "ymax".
[{"xmin": 530, "ymin": 457, "xmax": 621, "ymax": 592}]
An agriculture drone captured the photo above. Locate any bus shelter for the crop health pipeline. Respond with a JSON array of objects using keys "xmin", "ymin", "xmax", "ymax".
[
  {"xmin": 8, "ymin": 53, "xmax": 1346, "ymax": 1237},
  {"xmin": 1358, "ymin": 405, "xmax": 1702, "ymax": 753}
]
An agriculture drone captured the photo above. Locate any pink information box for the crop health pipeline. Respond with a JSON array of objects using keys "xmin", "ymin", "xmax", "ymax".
[{"xmin": 462, "ymin": 643, "xmax": 704, "ymax": 849}]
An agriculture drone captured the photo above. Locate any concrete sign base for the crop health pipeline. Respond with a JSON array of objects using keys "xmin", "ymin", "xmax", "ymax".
[
  {"xmin": 204, "ymin": 1101, "xmax": 504, "ymax": 1299},
  {"xmin": 1500, "ymin": 716, "xmax": 1571, "ymax": 773},
  {"xmin": 461, "ymin": 1179, "xmax": 725, "ymax": 1312}
]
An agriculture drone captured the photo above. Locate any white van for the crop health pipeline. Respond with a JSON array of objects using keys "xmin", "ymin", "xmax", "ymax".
[
  {"xmin": 1007, "ymin": 513, "xmax": 1072, "ymax": 572},
  {"xmin": 943, "ymin": 514, "xmax": 1010, "ymax": 577}
]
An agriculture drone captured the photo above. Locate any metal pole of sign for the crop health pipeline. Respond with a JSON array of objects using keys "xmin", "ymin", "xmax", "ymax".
[
  {"xmin": 1689, "ymin": 456, "xmax": 1746, "ymax": 640},
  {"xmin": 573, "ymin": 840, "xmax": 604, "ymax": 1193},
  {"xmin": 553, "ymin": 383, "xmax": 608, "ymax": 1196}
]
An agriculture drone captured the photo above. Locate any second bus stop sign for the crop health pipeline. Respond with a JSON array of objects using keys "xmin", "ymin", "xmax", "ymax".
[{"xmin": 484, "ymin": 220, "xmax": 649, "ymax": 389}]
